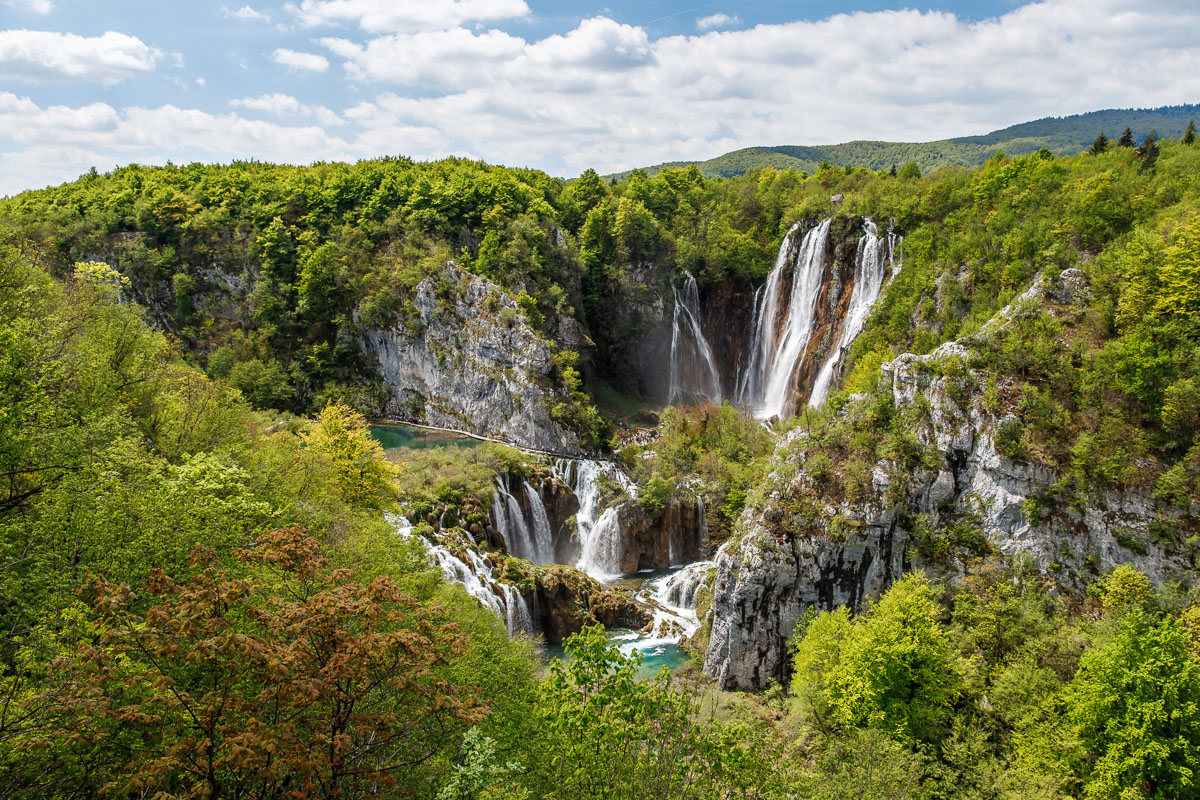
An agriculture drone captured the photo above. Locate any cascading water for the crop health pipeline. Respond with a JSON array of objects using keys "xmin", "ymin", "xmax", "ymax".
[
  {"xmin": 667, "ymin": 273, "xmax": 722, "ymax": 406},
  {"xmin": 523, "ymin": 481, "xmax": 556, "ymax": 564},
  {"xmin": 579, "ymin": 508, "xmax": 623, "ymax": 580},
  {"xmin": 388, "ymin": 512, "xmax": 531, "ymax": 636},
  {"xmin": 492, "ymin": 475, "xmax": 555, "ymax": 565},
  {"xmin": 808, "ymin": 219, "xmax": 902, "ymax": 408},
  {"xmin": 636, "ymin": 560, "xmax": 715, "ymax": 641},
  {"xmin": 659, "ymin": 560, "xmax": 714, "ymax": 611},
  {"xmin": 554, "ymin": 458, "xmax": 636, "ymax": 580},
  {"xmin": 502, "ymin": 583, "xmax": 533, "ymax": 635},
  {"xmin": 738, "ymin": 219, "xmax": 832, "ymax": 419},
  {"xmin": 736, "ymin": 224, "xmax": 798, "ymax": 406},
  {"xmin": 549, "ymin": 461, "xmax": 714, "ymax": 667}
]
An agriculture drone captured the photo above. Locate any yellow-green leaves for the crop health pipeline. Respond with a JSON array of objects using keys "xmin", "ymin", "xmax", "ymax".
[
  {"xmin": 301, "ymin": 401, "xmax": 397, "ymax": 505},
  {"xmin": 790, "ymin": 573, "xmax": 960, "ymax": 743}
]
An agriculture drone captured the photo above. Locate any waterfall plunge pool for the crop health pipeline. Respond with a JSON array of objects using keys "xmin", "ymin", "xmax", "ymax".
[
  {"xmin": 542, "ymin": 633, "xmax": 689, "ymax": 681},
  {"xmin": 543, "ymin": 565, "xmax": 703, "ymax": 680}
]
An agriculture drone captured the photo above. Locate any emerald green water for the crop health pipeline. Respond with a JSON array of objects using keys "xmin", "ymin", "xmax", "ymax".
[
  {"xmin": 543, "ymin": 633, "xmax": 689, "ymax": 681},
  {"xmin": 370, "ymin": 423, "xmax": 483, "ymax": 452},
  {"xmin": 543, "ymin": 565, "xmax": 693, "ymax": 680}
]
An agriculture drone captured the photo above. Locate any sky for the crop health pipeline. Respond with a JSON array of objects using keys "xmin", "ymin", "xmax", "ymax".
[{"xmin": 1, "ymin": 0, "xmax": 1199, "ymax": 196}]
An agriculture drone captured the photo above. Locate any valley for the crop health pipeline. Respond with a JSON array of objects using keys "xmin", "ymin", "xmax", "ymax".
[{"xmin": 2, "ymin": 125, "xmax": 1200, "ymax": 798}]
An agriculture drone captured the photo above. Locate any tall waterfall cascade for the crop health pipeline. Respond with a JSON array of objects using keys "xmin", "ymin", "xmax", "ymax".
[
  {"xmin": 737, "ymin": 219, "xmax": 832, "ymax": 419},
  {"xmin": 389, "ymin": 513, "xmax": 532, "ymax": 636},
  {"xmin": 491, "ymin": 474, "xmax": 555, "ymax": 564},
  {"xmin": 554, "ymin": 458, "xmax": 637, "ymax": 580},
  {"xmin": 736, "ymin": 217, "xmax": 900, "ymax": 418},
  {"xmin": 808, "ymin": 219, "xmax": 902, "ymax": 407},
  {"xmin": 667, "ymin": 273, "xmax": 722, "ymax": 406}
]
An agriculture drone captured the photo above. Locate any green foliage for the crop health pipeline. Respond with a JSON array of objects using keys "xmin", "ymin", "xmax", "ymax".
[
  {"xmin": 437, "ymin": 727, "xmax": 529, "ymax": 800},
  {"xmin": 785, "ymin": 560, "xmax": 1200, "ymax": 800},
  {"xmin": 529, "ymin": 626, "xmax": 739, "ymax": 799},
  {"xmin": 627, "ymin": 403, "xmax": 774, "ymax": 541},
  {"xmin": 0, "ymin": 249, "xmax": 542, "ymax": 798},
  {"xmin": 1099, "ymin": 564, "xmax": 1153, "ymax": 612},
  {"xmin": 791, "ymin": 573, "xmax": 960, "ymax": 743},
  {"xmin": 1138, "ymin": 130, "xmax": 1161, "ymax": 171},
  {"xmin": 1068, "ymin": 611, "xmax": 1200, "ymax": 799},
  {"xmin": 640, "ymin": 473, "xmax": 672, "ymax": 515},
  {"xmin": 302, "ymin": 401, "xmax": 397, "ymax": 505}
]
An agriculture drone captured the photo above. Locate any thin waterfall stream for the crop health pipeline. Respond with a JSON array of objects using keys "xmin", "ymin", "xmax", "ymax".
[{"xmin": 668, "ymin": 273, "xmax": 722, "ymax": 405}]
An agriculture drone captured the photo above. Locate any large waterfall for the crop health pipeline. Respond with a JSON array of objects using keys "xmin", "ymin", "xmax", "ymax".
[
  {"xmin": 491, "ymin": 474, "xmax": 555, "ymax": 564},
  {"xmin": 667, "ymin": 273, "xmax": 722, "ymax": 406},
  {"xmin": 389, "ymin": 513, "xmax": 532, "ymax": 636},
  {"xmin": 737, "ymin": 219, "xmax": 832, "ymax": 419},
  {"xmin": 808, "ymin": 219, "xmax": 902, "ymax": 407}
]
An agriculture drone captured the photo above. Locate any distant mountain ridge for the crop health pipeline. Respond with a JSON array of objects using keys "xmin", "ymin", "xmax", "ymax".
[{"xmin": 613, "ymin": 104, "xmax": 1200, "ymax": 179}]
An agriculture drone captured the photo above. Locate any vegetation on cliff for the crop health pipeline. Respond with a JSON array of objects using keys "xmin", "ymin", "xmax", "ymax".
[{"xmin": 3, "ymin": 118, "xmax": 1200, "ymax": 798}]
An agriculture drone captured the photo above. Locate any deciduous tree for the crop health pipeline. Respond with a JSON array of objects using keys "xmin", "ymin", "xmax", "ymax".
[{"xmin": 26, "ymin": 527, "xmax": 482, "ymax": 799}]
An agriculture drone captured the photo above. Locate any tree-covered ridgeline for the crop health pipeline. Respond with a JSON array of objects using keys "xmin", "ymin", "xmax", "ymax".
[
  {"xmin": 608, "ymin": 103, "xmax": 1200, "ymax": 180},
  {"xmin": 4, "ymin": 127, "xmax": 1199, "ymax": 448}
]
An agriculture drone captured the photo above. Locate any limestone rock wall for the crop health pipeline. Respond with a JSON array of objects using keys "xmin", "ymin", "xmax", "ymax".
[
  {"xmin": 704, "ymin": 270, "xmax": 1192, "ymax": 689},
  {"xmin": 362, "ymin": 263, "xmax": 577, "ymax": 452}
]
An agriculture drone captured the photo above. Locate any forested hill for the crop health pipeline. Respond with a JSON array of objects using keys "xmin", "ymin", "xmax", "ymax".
[{"xmin": 616, "ymin": 103, "xmax": 1200, "ymax": 178}]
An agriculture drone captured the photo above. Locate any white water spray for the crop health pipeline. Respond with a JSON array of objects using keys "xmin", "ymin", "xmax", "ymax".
[
  {"xmin": 808, "ymin": 218, "xmax": 901, "ymax": 407},
  {"xmin": 668, "ymin": 273, "xmax": 722, "ymax": 406}
]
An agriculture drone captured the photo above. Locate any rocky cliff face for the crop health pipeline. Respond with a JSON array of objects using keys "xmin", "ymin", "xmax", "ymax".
[
  {"xmin": 362, "ymin": 263, "xmax": 577, "ymax": 451},
  {"xmin": 699, "ymin": 276, "xmax": 757, "ymax": 398},
  {"xmin": 610, "ymin": 262, "xmax": 673, "ymax": 402},
  {"xmin": 704, "ymin": 269, "xmax": 1192, "ymax": 689},
  {"xmin": 618, "ymin": 497, "xmax": 708, "ymax": 573},
  {"xmin": 518, "ymin": 564, "xmax": 650, "ymax": 644}
]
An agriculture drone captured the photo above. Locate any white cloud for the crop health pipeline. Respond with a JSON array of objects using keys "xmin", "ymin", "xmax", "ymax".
[
  {"xmin": 4, "ymin": 0, "xmax": 1200, "ymax": 195},
  {"xmin": 287, "ymin": 0, "xmax": 530, "ymax": 32},
  {"xmin": 318, "ymin": 0, "xmax": 1200, "ymax": 175},
  {"xmin": 0, "ymin": 91, "xmax": 362, "ymax": 195},
  {"xmin": 231, "ymin": 92, "xmax": 343, "ymax": 125},
  {"xmin": 322, "ymin": 27, "xmax": 525, "ymax": 86},
  {"xmin": 1, "ymin": 0, "xmax": 53, "ymax": 14},
  {"xmin": 223, "ymin": 5, "xmax": 270, "ymax": 22},
  {"xmin": 0, "ymin": 29, "xmax": 160, "ymax": 85},
  {"xmin": 271, "ymin": 47, "xmax": 329, "ymax": 71},
  {"xmin": 696, "ymin": 13, "xmax": 739, "ymax": 31}
]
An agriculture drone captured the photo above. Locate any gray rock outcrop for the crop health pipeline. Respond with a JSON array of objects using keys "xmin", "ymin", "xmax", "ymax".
[
  {"xmin": 703, "ymin": 269, "xmax": 1189, "ymax": 690},
  {"xmin": 363, "ymin": 263, "xmax": 577, "ymax": 451}
]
